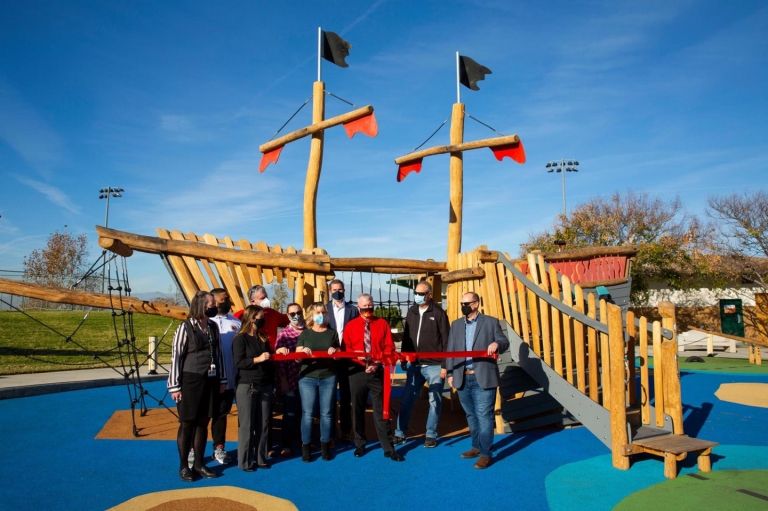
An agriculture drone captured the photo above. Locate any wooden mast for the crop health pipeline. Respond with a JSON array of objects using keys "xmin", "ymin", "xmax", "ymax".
[
  {"xmin": 304, "ymin": 80, "xmax": 325, "ymax": 251},
  {"xmin": 447, "ymin": 102, "xmax": 465, "ymax": 268}
]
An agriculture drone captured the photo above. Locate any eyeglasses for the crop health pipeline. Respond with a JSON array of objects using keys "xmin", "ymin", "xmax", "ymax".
[
  {"xmin": 414, "ymin": 291, "xmax": 429, "ymax": 297},
  {"xmin": 460, "ymin": 301, "xmax": 478, "ymax": 307},
  {"xmin": 288, "ymin": 312, "xmax": 302, "ymax": 318}
]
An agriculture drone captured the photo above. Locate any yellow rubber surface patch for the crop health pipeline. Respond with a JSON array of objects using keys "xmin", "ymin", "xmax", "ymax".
[{"xmin": 715, "ymin": 383, "xmax": 768, "ymax": 408}]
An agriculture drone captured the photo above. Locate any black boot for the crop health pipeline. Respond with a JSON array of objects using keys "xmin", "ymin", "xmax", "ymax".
[
  {"xmin": 302, "ymin": 444, "xmax": 311, "ymax": 463},
  {"xmin": 321, "ymin": 442, "xmax": 331, "ymax": 461}
]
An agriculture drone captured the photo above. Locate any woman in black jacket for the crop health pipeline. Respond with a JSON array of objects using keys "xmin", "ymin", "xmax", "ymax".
[{"xmin": 233, "ymin": 305, "xmax": 286, "ymax": 471}]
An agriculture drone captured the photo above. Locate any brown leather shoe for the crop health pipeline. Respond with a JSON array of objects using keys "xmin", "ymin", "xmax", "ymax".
[
  {"xmin": 473, "ymin": 456, "xmax": 492, "ymax": 469},
  {"xmin": 460, "ymin": 448, "xmax": 481, "ymax": 459}
]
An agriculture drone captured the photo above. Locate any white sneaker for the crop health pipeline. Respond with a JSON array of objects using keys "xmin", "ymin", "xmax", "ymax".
[
  {"xmin": 187, "ymin": 448, "xmax": 195, "ymax": 469},
  {"xmin": 214, "ymin": 446, "xmax": 231, "ymax": 465}
]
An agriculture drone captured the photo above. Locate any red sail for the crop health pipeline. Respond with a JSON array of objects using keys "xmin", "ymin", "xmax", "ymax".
[
  {"xmin": 259, "ymin": 145, "xmax": 284, "ymax": 173},
  {"xmin": 397, "ymin": 159, "xmax": 423, "ymax": 182},
  {"xmin": 490, "ymin": 140, "xmax": 526, "ymax": 164},
  {"xmin": 343, "ymin": 112, "xmax": 378, "ymax": 138}
]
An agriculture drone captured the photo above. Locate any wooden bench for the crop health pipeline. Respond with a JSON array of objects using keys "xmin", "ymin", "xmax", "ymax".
[{"xmin": 624, "ymin": 434, "xmax": 719, "ymax": 479}]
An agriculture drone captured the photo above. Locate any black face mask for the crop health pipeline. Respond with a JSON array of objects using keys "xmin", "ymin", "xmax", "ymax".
[
  {"xmin": 205, "ymin": 306, "xmax": 218, "ymax": 318},
  {"xmin": 217, "ymin": 301, "xmax": 231, "ymax": 314},
  {"xmin": 331, "ymin": 291, "xmax": 344, "ymax": 301},
  {"xmin": 255, "ymin": 317, "xmax": 266, "ymax": 329},
  {"xmin": 461, "ymin": 305, "xmax": 474, "ymax": 317}
]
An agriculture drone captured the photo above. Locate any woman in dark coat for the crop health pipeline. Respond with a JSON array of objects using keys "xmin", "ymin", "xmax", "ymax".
[
  {"xmin": 169, "ymin": 290, "xmax": 227, "ymax": 482},
  {"xmin": 233, "ymin": 305, "xmax": 286, "ymax": 471}
]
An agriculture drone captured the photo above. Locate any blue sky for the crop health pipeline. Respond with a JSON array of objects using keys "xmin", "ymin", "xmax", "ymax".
[{"xmin": 1, "ymin": 0, "xmax": 766, "ymax": 294}]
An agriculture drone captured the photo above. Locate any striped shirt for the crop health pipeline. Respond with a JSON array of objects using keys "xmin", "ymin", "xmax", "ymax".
[
  {"xmin": 167, "ymin": 318, "xmax": 228, "ymax": 393},
  {"xmin": 274, "ymin": 323, "xmax": 302, "ymax": 394}
]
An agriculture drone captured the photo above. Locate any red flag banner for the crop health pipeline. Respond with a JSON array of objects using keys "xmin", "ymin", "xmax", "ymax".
[
  {"xmin": 343, "ymin": 112, "xmax": 378, "ymax": 138},
  {"xmin": 259, "ymin": 145, "xmax": 284, "ymax": 172},
  {"xmin": 273, "ymin": 349, "xmax": 496, "ymax": 419},
  {"xmin": 397, "ymin": 158, "xmax": 424, "ymax": 182},
  {"xmin": 490, "ymin": 140, "xmax": 526, "ymax": 164}
]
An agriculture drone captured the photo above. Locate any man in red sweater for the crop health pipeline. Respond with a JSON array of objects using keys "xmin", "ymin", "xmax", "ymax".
[
  {"xmin": 342, "ymin": 293, "xmax": 404, "ymax": 462},
  {"xmin": 234, "ymin": 285, "xmax": 289, "ymax": 350}
]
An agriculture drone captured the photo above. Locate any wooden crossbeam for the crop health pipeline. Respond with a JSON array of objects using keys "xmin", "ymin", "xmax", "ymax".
[
  {"xmin": 259, "ymin": 105, "xmax": 374, "ymax": 154},
  {"xmin": 0, "ymin": 278, "xmax": 188, "ymax": 320},
  {"xmin": 96, "ymin": 226, "xmax": 331, "ymax": 272},
  {"xmin": 394, "ymin": 134, "xmax": 521, "ymax": 164}
]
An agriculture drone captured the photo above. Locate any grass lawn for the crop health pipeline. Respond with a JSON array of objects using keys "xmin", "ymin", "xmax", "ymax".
[{"xmin": 0, "ymin": 310, "xmax": 177, "ymax": 375}]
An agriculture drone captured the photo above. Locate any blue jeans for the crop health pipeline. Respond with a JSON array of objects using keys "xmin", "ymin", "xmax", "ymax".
[
  {"xmin": 456, "ymin": 373, "xmax": 496, "ymax": 458},
  {"xmin": 395, "ymin": 364, "xmax": 444, "ymax": 439},
  {"xmin": 298, "ymin": 375, "xmax": 337, "ymax": 444}
]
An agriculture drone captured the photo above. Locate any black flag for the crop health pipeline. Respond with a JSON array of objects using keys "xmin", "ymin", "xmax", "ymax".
[
  {"xmin": 322, "ymin": 31, "xmax": 352, "ymax": 68},
  {"xmin": 459, "ymin": 55, "xmax": 492, "ymax": 91}
]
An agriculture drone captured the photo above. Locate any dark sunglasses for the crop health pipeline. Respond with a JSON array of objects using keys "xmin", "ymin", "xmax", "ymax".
[
  {"xmin": 288, "ymin": 312, "xmax": 302, "ymax": 318},
  {"xmin": 359, "ymin": 307, "xmax": 374, "ymax": 312},
  {"xmin": 414, "ymin": 291, "xmax": 429, "ymax": 297},
  {"xmin": 460, "ymin": 301, "xmax": 478, "ymax": 307}
]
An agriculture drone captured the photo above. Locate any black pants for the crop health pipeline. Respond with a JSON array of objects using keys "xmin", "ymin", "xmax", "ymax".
[
  {"xmin": 211, "ymin": 388, "xmax": 235, "ymax": 448},
  {"xmin": 349, "ymin": 367, "xmax": 393, "ymax": 452},
  {"xmin": 277, "ymin": 391, "xmax": 301, "ymax": 447},
  {"xmin": 334, "ymin": 360, "xmax": 352, "ymax": 436}
]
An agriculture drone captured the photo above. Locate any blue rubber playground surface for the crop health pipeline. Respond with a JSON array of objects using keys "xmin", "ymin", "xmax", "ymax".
[{"xmin": 1, "ymin": 370, "xmax": 767, "ymax": 510}]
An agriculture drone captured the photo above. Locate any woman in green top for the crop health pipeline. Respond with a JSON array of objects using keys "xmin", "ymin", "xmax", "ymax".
[{"xmin": 295, "ymin": 302, "xmax": 339, "ymax": 462}]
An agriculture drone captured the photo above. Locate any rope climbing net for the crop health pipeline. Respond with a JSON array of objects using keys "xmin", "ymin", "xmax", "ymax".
[{"xmin": 0, "ymin": 250, "xmax": 178, "ymax": 436}]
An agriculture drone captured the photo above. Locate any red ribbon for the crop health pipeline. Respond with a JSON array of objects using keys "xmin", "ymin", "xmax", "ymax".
[{"xmin": 273, "ymin": 350, "xmax": 496, "ymax": 419}]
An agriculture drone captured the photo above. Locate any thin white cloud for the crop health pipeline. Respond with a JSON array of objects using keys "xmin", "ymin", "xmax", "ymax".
[
  {"xmin": 0, "ymin": 234, "xmax": 47, "ymax": 256},
  {"xmin": 15, "ymin": 176, "xmax": 81, "ymax": 215},
  {"xmin": 0, "ymin": 79, "xmax": 65, "ymax": 178}
]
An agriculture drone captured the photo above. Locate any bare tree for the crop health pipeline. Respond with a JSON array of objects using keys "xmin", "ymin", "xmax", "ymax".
[
  {"xmin": 23, "ymin": 231, "xmax": 90, "ymax": 289},
  {"xmin": 708, "ymin": 190, "xmax": 768, "ymax": 340}
]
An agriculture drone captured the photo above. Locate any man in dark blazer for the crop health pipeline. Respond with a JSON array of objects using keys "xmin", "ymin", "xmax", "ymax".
[
  {"xmin": 446, "ymin": 291, "xmax": 509, "ymax": 469},
  {"xmin": 327, "ymin": 279, "xmax": 359, "ymax": 441}
]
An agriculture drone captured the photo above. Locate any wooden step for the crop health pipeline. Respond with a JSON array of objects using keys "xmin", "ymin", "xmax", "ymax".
[{"xmin": 624, "ymin": 434, "xmax": 719, "ymax": 479}]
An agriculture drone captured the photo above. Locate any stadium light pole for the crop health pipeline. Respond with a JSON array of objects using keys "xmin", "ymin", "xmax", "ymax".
[
  {"xmin": 98, "ymin": 187, "xmax": 123, "ymax": 293},
  {"xmin": 545, "ymin": 160, "xmax": 579, "ymax": 217}
]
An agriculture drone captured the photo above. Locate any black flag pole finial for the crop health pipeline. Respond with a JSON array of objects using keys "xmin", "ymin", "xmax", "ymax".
[
  {"xmin": 458, "ymin": 55, "xmax": 492, "ymax": 92},
  {"xmin": 321, "ymin": 30, "xmax": 352, "ymax": 69}
]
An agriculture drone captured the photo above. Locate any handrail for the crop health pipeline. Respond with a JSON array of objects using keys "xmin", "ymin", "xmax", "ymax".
[
  {"xmin": 516, "ymin": 253, "xmax": 673, "ymax": 340},
  {"xmin": 688, "ymin": 326, "xmax": 768, "ymax": 348},
  {"xmin": 497, "ymin": 254, "xmax": 610, "ymax": 335}
]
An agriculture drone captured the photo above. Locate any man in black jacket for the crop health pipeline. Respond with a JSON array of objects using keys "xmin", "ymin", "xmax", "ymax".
[{"xmin": 394, "ymin": 280, "xmax": 450, "ymax": 448}]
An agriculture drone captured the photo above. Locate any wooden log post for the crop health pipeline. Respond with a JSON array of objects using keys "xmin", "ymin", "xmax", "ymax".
[
  {"xmin": 446, "ymin": 102, "xmax": 465, "ymax": 267},
  {"xmin": 0, "ymin": 278, "xmax": 188, "ymax": 320},
  {"xmin": 659, "ymin": 301, "xmax": 684, "ymax": 435},
  {"xmin": 303, "ymin": 80, "xmax": 326, "ymax": 251},
  {"xmin": 608, "ymin": 303, "xmax": 630, "ymax": 470}
]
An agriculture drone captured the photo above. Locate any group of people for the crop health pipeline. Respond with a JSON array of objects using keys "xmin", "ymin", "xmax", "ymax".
[{"xmin": 168, "ymin": 280, "xmax": 509, "ymax": 481}]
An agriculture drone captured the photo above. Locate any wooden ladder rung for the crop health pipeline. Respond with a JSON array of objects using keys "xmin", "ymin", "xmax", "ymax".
[{"xmin": 624, "ymin": 434, "xmax": 718, "ymax": 479}]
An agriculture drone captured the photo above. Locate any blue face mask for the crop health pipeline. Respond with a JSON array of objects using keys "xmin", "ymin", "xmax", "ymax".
[
  {"xmin": 313, "ymin": 314, "xmax": 325, "ymax": 324},
  {"xmin": 414, "ymin": 294, "xmax": 425, "ymax": 305}
]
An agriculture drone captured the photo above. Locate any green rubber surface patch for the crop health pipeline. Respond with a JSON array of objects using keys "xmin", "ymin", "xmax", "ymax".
[
  {"xmin": 641, "ymin": 356, "xmax": 768, "ymax": 375},
  {"xmin": 614, "ymin": 470, "xmax": 768, "ymax": 511}
]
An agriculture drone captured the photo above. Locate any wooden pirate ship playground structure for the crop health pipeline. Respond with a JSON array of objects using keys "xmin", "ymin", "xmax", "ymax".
[{"xmin": 0, "ymin": 29, "xmax": 721, "ymax": 479}]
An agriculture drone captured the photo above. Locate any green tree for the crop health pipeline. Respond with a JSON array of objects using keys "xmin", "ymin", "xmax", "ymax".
[
  {"xmin": 522, "ymin": 191, "xmax": 713, "ymax": 303},
  {"xmin": 375, "ymin": 305, "xmax": 403, "ymax": 329},
  {"xmin": 270, "ymin": 281, "xmax": 291, "ymax": 312}
]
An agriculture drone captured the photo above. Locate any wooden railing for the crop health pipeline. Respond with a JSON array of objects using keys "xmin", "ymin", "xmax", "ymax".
[
  {"xmin": 688, "ymin": 326, "xmax": 765, "ymax": 365},
  {"xmin": 443, "ymin": 248, "xmax": 685, "ymax": 469}
]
